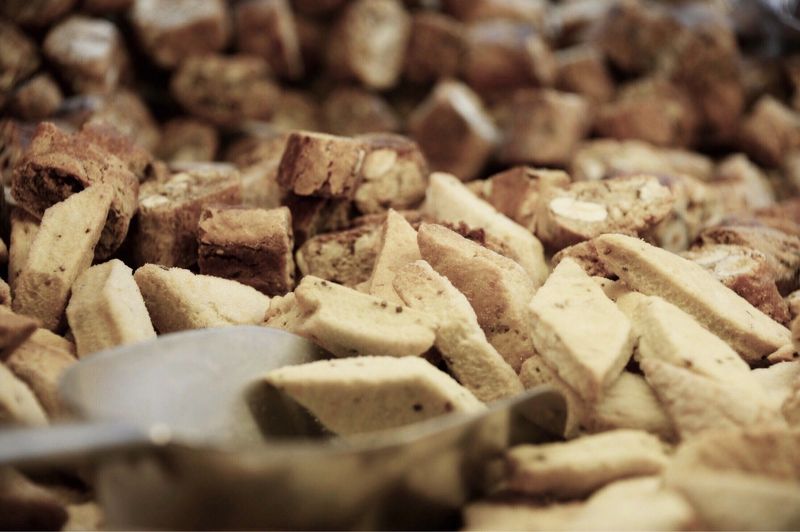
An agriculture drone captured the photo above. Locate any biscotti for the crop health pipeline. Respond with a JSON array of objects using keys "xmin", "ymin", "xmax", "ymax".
[{"xmin": 364, "ymin": 210, "xmax": 420, "ymax": 304}]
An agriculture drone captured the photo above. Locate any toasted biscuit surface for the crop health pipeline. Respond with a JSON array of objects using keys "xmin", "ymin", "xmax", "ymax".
[
  {"xmin": 595, "ymin": 233, "xmax": 791, "ymax": 363},
  {"xmin": 394, "ymin": 260, "xmax": 523, "ymax": 402},
  {"xmin": 365, "ymin": 210, "xmax": 421, "ymax": 305},
  {"xmin": 263, "ymin": 356, "xmax": 484, "ymax": 435}
]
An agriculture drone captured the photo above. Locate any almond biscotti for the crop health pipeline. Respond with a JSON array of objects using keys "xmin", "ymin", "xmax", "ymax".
[
  {"xmin": 66, "ymin": 259, "xmax": 155, "ymax": 358},
  {"xmin": 417, "ymin": 223, "xmax": 536, "ymax": 372},
  {"xmin": 262, "ymin": 356, "xmax": 484, "ymax": 435},
  {"xmin": 295, "ymin": 223, "xmax": 381, "ymax": 288},
  {"xmin": 7, "ymin": 207, "xmax": 39, "ymax": 294},
  {"xmin": 13, "ymin": 185, "xmax": 112, "ymax": 331},
  {"xmin": 393, "ymin": 260, "xmax": 523, "ymax": 402},
  {"xmin": 364, "ymin": 210, "xmax": 421, "ymax": 305},
  {"xmin": 595, "ymin": 233, "xmax": 791, "ymax": 363},
  {"xmin": 528, "ymin": 259, "xmax": 634, "ymax": 402}
]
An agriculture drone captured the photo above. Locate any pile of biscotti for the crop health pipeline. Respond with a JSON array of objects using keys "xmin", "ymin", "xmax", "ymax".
[{"xmin": 2, "ymin": 0, "xmax": 800, "ymax": 530}]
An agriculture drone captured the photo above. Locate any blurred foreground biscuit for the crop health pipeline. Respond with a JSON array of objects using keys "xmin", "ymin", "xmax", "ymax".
[
  {"xmin": 0, "ymin": 363, "xmax": 47, "ymax": 427},
  {"xmin": 0, "ymin": 468, "xmax": 68, "ymax": 531}
]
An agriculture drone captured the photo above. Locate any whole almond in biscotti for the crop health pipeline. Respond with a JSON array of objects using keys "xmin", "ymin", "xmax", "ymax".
[
  {"xmin": 418, "ymin": 223, "xmax": 536, "ymax": 372},
  {"xmin": 482, "ymin": 166, "xmax": 570, "ymax": 232},
  {"xmin": 13, "ymin": 185, "xmax": 112, "ymax": 332},
  {"xmin": 596, "ymin": 233, "xmax": 792, "ymax": 364},
  {"xmin": 131, "ymin": 163, "xmax": 242, "ymax": 268},
  {"xmin": 66, "ymin": 259, "xmax": 156, "ymax": 358},
  {"xmin": 277, "ymin": 131, "xmax": 366, "ymax": 199},
  {"xmin": 424, "ymin": 172, "xmax": 548, "ymax": 286},
  {"xmin": 11, "ymin": 122, "xmax": 139, "ymax": 259},
  {"xmin": 261, "ymin": 356, "xmax": 485, "ymax": 435},
  {"xmin": 536, "ymin": 174, "xmax": 673, "ymax": 250},
  {"xmin": 234, "ymin": 0, "xmax": 303, "ymax": 80},
  {"xmin": 364, "ymin": 210, "xmax": 421, "ymax": 305},
  {"xmin": 394, "ymin": 260, "xmax": 523, "ymax": 402},
  {"xmin": 265, "ymin": 275, "xmax": 436, "ymax": 359},
  {"xmin": 528, "ymin": 258, "xmax": 634, "ymax": 402}
]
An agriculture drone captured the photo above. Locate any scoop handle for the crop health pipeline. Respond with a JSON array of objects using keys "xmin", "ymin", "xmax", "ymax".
[{"xmin": 0, "ymin": 421, "xmax": 156, "ymax": 468}]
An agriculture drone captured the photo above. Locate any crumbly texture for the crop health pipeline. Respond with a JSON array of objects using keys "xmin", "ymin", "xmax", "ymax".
[
  {"xmin": 536, "ymin": 174, "xmax": 674, "ymax": 250},
  {"xmin": 13, "ymin": 185, "xmax": 112, "ymax": 331},
  {"xmin": 283, "ymin": 193, "xmax": 352, "ymax": 245},
  {"xmin": 483, "ymin": 166, "xmax": 570, "ymax": 232},
  {"xmin": 295, "ymin": 223, "xmax": 381, "ymax": 287},
  {"xmin": 506, "ymin": 430, "xmax": 669, "ymax": 498},
  {"xmin": 364, "ymin": 210, "xmax": 420, "ymax": 305},
  {"xmin": 197, "ymin": 205, "xmax": 295, "ymax": 297},
  {"xmin": 11, "ymin": 122, "xmax": 139, "ymax": 259},
  {"xmin": 528, "ymin": 259, "xmax": 634, "ymax": 402},
  {"xmin": 263, "ymin": 356, "xmax": 484, "ymax": 435},
  {"xmin": 133, "ymin": 264, "xmax": 271, "ymax": 334},
  {"xmin": 551, "ymin": 239, "xmax": 614, "ymax": 278},
  {"xmin": 66, "ymin": 259, "xmax": 156, "ymax": 358},
  {"xmin": 595, "ymin": 233, "xmax": 791, "ymax": 363},
  {"xmin": 418, "ymin": 223, "xmax": 536, "ymax": 372},
  {"xmin": 394, "ymin": 260, "xmax": 523, "ymax": 402},
  {"xmin": 131, "ymin": 163, "xmax": 242, "ymax": 268},
  {"xmin": 265, "ymin": 275, "xmax": 436, "ymax": 358}
]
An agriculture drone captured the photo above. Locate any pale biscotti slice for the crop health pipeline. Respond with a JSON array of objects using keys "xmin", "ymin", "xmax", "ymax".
[
  {"xmin": 594, "ymin": 233, "xmax": 791, "ymax": 363},
  {"xmin": 528, "ymin": 258, "xmax": 634, "ymax": 401},
  {"xmin": 753, "ymin": 361, "xmax": 800, "ymax": 412},
  {"xmin": 13, "ymin": 185, "xmax": 113, "ymax": 331},
  {"xmin": 364, "ymin": 209, "xmax": 421, "ymax": 305},
  {"xmin": 133, "ymin": 264, "xmax": 271, "ymax": 334},
  {"xmin": 0, "ymin": 363, "xmax": 48, "ymax": 427},
  {"xmin": 8, "ymin": 207, "xmax": 38, "ymax": 294},
  {"xmin": 262, "ymin": 356, "xmax": 485, "ymax": 435},
  {"xmin": 0, "ymin": 306, "xmax": 37, "ymax": 360},
  {"xmin": 418, "ymin": 223, "xmax": 536, "ymax": 372},
  {"xmin": 393, "ymin": 260, "xmax": 523, "ymax": 402},
  {"xmin": 462, "ymin": 501, "xmax": 583, "ymax": 532},
  {"xmin": 519, "ymin": 355, "xmax": 586, "ymax": 437},
  {"xmin": 506, "ymin": 430, "xmax": 669, "ymax": 498},
  {"xmin": 423, "ymin": 172, "xmax": 548, "ymax": 286},
  {"xmin": 66, "ymin": 259, "xmax": 156, "ymax": 358},
  {"xmin": 266, "ymin": 276, "xmax": 436, "ymax": 358}
]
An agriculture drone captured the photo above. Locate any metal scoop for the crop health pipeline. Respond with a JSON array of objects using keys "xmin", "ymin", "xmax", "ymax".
[{"xmin": 0, "ymin": 326, "xmax": 565, "ymax": 530}]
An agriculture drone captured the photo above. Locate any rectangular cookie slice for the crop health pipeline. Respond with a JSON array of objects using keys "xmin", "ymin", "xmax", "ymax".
[
  {"xmin": 528, "ymin": 258, "xmax": 634, "ymax": 402},
  {"xmin": 394, "ymin": 260, "xmax": 523, "ymax": 402},
  {"xmin": 594, "ymin": 233, "xmax": 792, "ymax": 363}
]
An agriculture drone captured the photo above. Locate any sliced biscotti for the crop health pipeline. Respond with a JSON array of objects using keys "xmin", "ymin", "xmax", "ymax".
[
  {"xmin": 418, "ymin": 223, "xmax": 536, "ymax": 372},
  {"xmin": 363, "ymin": 210, "xmax": 421, "ymax": 305},
  {"xmin": 462, "ymin": 500, "xmax": 583, "ymax": 532},
  {"xmin": 536, "ymin": 174, "xmax": 673, "ymax": 250},
  {"xmin": 13, "ymin": 185, "xmax": 113, "ymax": 331},
  {"xmin": 7, "ymin": 207, "xmax": 38, "ymax": 294},
  {"xmin": 393, "ymin": 260, "xmax": 523, "ymax": 402},
  {"xmin": 423, "ymin": 172, "xmax": 548, "ymax": 286},
  {"xmin": 295, "ymin": 224, "xmax": 381, "ymax": 287},
  {"xmin": 265, "ymin": 276, "xmax": 436, "ymax": 358},
  {"xmin": 551, "ymin": 238, "xmax": 614, "ymax": 278},
  {"xmin": 0, "ymin": 363, "xmax": 48, "ymax": 426},
  {"xmin": 262, "ymin": 356, "xmax": 484, "ymax": 435},
  {"xmin": 528, "ymin": 258, "xmax": 634, "ymax": 402},
  {"xmin": 66, "ymin": 259, "xmax": 155, "ymax": 358},
  {"xmin": 133, "ymin": 264, "xmax": 271, "ymax": 334},
  {"xmin": 682, "ymin": 244, "xmax": 790, "ymax": 324},
  {"xmin": 11, "ymin": 123, "xmax": 139, "ymax": 259},
  {"xmin": 595, "ymin": 233, "xmax": 791, "ymax": 363},
  {"xmin": 506, "ymin": 430, "xmax": 669, "ymax": 498},
  {"xmin": 131, "ymin": 163, "xmax": 242, "ymax": 268}
]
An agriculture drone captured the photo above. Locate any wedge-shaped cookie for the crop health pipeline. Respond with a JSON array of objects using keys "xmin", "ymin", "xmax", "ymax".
[
  {"xmin": 265, "ymin": 276, "xmax": 436, "ymax": 358},
  {"xmin": 506, "ymin": 429, "xmax": 669, "ymax": 498},
  {"xmin": 364, "ymin": 210, "xmax": 421, "ymax": 305},
  {"xmin": 8, "ymin": 207, "xmax": 39, "ymax": 294},
  {"xmin": 0, "ymin": 467, "xmax": 68, "ymax": 531},
  {"xmin": 640, "ymin": 358, "xmax": 784, "ymax": 439},
  {"xmin": 463, "ymin": 501, "xmax": 583, "ymax": 532},
  {"xmin": 13, "ymin": 185, "xmax": 112, "ymax": 331},
  {"xmin": 0, "ymin": 363, "xmax": 47, "ymax": 426},
  {"xmin": 418, "ymin": 223, "xmax": 535, "ymax": 372},
  {"xmin": 529, "ymin": 259, "xmax": 633, "ymax": 401},
  {"xmin": 263, "ymin": 356, "xmax": 484, "ymax": 435},
  {"xmin": 566, "ymin": 477, "xmax": 696, "ymax": 532},
  {"xmin": 423, "ymin": 172, "xmax": 548, "ymax": 286},
  {"xmin": 6, "ymin": 330, "xmax": 76, "ymax": 418},
  {"xmin": 0, "ymin": 307, "xmax": 37, "ymax": 360},
  {"xmin": 66, "ymin": 259, "xmax": 156, "ymax": 358},
  {"xmin": 134, "ymin": 265, "xmax": 271, "ymax": 334},
  {"xmin": 394, "ymin": 260, "xmax": 522, "ymax": 402},
  {"xmin": 595, "ymin": 233, "xmax": 791, "ymax": 363}
]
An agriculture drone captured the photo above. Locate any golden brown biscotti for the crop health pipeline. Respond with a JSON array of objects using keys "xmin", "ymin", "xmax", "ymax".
[
  {"xmin": 66, "ymin": 259, "xmax": 156, "ymax": 358},
  {"xmin": 364, "ymin": 210, "xmax": 421, "ymax": 305},
  {"xmin": 225, "ymin": 133, "xmax": 287, "ymax": 210},
  {"xmin": 11, "ymin": 122, "xmax": 138, "ymax": 259},
  {"xmin": 322, "ymin": 87, "xmax": 400, "ymax": 137},
  {"xmin": 295, "ymin": 224, "xmax": 381, "ymax": 288},
  {"xmin": 418, "ymin": 223, "xmax": 536, "ymax": 372},
  {"xmin": 262, "ymin": 356, "xmax": 484, "ymax": 435},
  {"xmin": 595, "ymin": 233, "xmax": 792, "ymax": 363},
  {"xmin": 156, "ymin": 118, "xmax": 219, "ymax": 164},
  {"xmin": 134, "ymin": 264, "xmax": 271, "ymax": 334},
  {"xmin": 13, "ymin": 185, "xmax": 112, "ymax": 331},
  {"xmin": 528, "ymin": 258, "xmax": 633, "ymax": 402},
  {"xmin": 482, "ymin": 166, "xmax": 570, "ymax": 232},
  {"xmin": 234, "ymin": 0, "xmax": 303, "ymax": 80},
  {"xmin": 403, "ymin": 11, "xmax": 465, "ymax": 84},
  {"xmin": 131, "ymin": 163, "xmax": 242, "ymax": 268},
  {"xmin": 0, "ymin": 363, "xmax": 47, "ymax": 427},
  {"xmin": 551, "ymin": 239, "xmax": 614, "ymax": 278},
  {"xmin": 197, "ymin": 205, "xmax": 295, "ymax": 297},
  {"xmin": 394, "ymin": 260, "xmax": 523, "ymax": 402}
]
